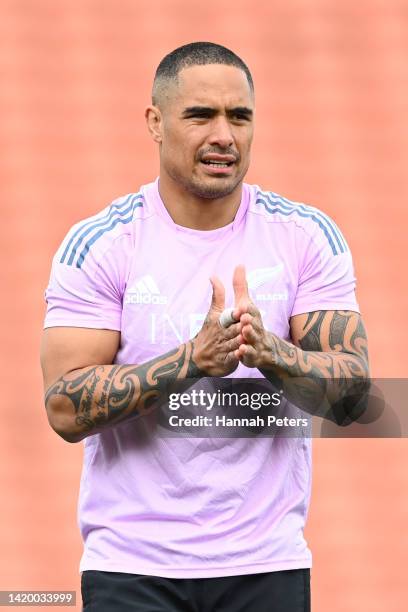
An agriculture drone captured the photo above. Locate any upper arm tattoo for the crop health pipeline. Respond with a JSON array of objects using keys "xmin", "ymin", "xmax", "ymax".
[
  {"xmin": 261, "ymin": 310, "xmax": 370, "ymax": 421},
  {"xmin": 262, "ymin": 310, "xmax": 369, "ymax": 382},
  {"xmin": 295, "ymin": 310, "xmax": 369, "ymax": 363}
]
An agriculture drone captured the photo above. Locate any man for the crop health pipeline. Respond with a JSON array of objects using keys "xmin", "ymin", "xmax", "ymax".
[{"xmin": 41, "ymin": 42, "xmax": 369, "ymax": 611}]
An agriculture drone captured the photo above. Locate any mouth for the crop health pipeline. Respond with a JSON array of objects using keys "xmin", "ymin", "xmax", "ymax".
[
  {"xmin": 200, "ymin": 154, "xmax": 236, "ymax": 174},
  {"xmin": 201, "ymin": 160, "xmax": 233, "ymax": 168}
]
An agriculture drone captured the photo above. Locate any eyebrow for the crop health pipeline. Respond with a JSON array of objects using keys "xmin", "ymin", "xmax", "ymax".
[{"xmin": 181, "ymin": 106, "xmax": 253, "ymax": 119}]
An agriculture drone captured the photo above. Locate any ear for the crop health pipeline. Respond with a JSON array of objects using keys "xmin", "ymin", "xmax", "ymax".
[{"xmin": 145, "ymin": 105, "xmax": 163, "ymax": 144}]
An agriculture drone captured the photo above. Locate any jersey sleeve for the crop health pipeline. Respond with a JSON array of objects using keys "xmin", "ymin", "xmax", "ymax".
[
  {"xmin": 291, "ymin": 212, "xmax": 360, "ymax": 316},
  {"xmin": 44, "ymin": 225, "xmax": 127, "ymax": 331}
]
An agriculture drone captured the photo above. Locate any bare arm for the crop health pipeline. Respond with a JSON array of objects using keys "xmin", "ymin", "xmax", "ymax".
[
  {"xmin": 260, "ymin": 309, "xmax": 369, "ymax": 380},
  {"xmin": 237, "ymin": 308, "xmax": 369, "ymax": 422},
  {"xmin": 41, "ymin": 329, "xmax": 203, "ymax": 443},
  {"xmin": 41, "ymin": 277, "xmax": 241, "ymax": 443},
  {"xmin": 230, "ymin": 267, "xmax": 370, "ymax": 421}
]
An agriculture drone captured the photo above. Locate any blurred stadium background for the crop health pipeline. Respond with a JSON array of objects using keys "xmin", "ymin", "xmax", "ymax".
[{"xmin": 1, "ymin": 0, "xmax": 407, "ymax": 610}]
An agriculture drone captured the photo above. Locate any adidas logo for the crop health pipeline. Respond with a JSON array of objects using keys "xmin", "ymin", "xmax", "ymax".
[{"xmin": 125, "ymin": 275, "xmax": 168, "ymax": 305}]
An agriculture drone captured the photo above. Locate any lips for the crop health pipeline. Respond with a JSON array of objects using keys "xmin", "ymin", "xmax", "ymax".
[
  {"xmin": 200, "ymin": 154, "xmax": 238, "ymax": 174},
  {"xmin": 202, "ymin": 161, "xmax": 232, "ymax": 168},
  {"xmin": 201, "ymin": 153, "xmax": 236, "ymax": 168}
]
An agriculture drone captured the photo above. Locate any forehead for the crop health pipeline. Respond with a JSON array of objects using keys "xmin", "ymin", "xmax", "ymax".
[{"xmin": 173, "ymin": 64, "xmax": 254, "ymax": 109}]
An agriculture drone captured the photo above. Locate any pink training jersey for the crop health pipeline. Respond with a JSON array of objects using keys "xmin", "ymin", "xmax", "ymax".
[{"xmin": 44, "ymin": 180, "xmax": 359, "ymax": 578}]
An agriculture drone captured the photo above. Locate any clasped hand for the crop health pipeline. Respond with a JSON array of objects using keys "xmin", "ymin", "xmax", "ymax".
[{"xmin": 192, "ymin": 265, "xmax": 271, "ymax": 376}]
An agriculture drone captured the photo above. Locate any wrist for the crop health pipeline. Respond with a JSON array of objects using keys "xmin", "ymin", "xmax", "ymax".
[
  {"xmin": 256, "ymin": 332, "xmax": 278, "ymax": 370},
  {"xmin": 187, "ymin": 339, "xmax": 206, "ymax": 377}
]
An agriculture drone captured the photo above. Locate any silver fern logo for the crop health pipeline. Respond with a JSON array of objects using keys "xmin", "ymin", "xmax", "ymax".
[{"xmin": 247, "ymin": 264, "xmax": 287, "ymax": 301}]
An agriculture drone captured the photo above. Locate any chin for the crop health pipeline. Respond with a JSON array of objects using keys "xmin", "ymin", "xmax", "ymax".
[{"xmin": 186, "ymin": 176, "xmax": 242, "ymax": 200}]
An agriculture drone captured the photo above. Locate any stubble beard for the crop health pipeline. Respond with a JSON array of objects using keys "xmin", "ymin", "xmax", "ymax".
[{"xmin": 167, "ymin": 164, "xmax": 248, "ymax": 200}]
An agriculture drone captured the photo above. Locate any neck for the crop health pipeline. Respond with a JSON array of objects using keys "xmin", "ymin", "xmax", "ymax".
[{"xmin": 158, "ymin": 171, "xmax": 243, "ymax": 230}]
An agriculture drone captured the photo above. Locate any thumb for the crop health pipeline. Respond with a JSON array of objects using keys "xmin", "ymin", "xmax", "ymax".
[
  {"xmin": 233, "ymin": 265, "xmax": 250, "ymax": 305},
  {"xmin": 209, "ymin": 276, "xmax": 225, "ymax": 313}
]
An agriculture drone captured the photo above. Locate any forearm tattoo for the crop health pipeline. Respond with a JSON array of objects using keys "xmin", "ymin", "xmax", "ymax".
[
  {"xmin": 265, "ymin": 310, "xmax": 369, "ymax": 379},
  {"xmin": 260, "ymin": 311, "xmax": 370, "ymax": 421},
  {"xmin": 45, "ymin": 341, "xmax": 203, "ymax": 438}
]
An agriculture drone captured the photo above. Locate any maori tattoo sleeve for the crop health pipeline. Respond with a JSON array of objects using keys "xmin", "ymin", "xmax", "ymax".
[
  {"xmin": 260, "ymin": 310, "xmax": 370, "ymax": 422},
  {"xmin": 45, "ymin": 341, "xmax": 203, "ymax": 441}
]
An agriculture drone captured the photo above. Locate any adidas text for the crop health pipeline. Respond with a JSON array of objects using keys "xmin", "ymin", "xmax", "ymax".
[{"xmin": 125, "ymin": 293, "xmax": 168, "ymax": 305}]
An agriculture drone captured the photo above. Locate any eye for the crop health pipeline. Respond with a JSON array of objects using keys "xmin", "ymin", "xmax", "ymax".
[
  {"xmin": 232, "ymin": 112, "xmax": 250, "ymax": 121},
  {"xmin": 184, "ymin": 110, "xmax": 213, "ymax": 120},
  {"xmin": 190, "ymin": 113, "xmax": 212, "ymax": 120}
]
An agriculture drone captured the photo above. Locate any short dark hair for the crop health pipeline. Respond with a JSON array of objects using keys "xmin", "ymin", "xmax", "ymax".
[{"xmin": 152, "ymin": 41, "xmax": 254, "ymax": 105}]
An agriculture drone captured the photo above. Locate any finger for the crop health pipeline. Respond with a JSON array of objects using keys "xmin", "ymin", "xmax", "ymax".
[
  {"xmin": 219, "ymin": 307, "xmax": 236, "ymax": 328},
  {"xmin": 246, "ymin": 302, "xmax": 260, "ymax": 317},
  {"xmin": 236, "ymin": 343, "xmax": 257, "ymax": 367},
  {"xmin": 225, "ymin": 334, "xmax": 243, "ymax": 353},
  {"xmin": 235, "ymin": 302, "xmax": 260, "ymax": 321},
  {"xmin": 242, "ymin": 323, "xmax": 257, "ymax": 344},
  {"xmin": 223, "ymin": 321, "xmax": 242, "ymax": 340},
  {"xmin": 240, "ymin": 312, "xmax": 261, "ymax": 330},
  {"xmin": 232, "ymin": 265, "xmax": 249, "ymax": 305},
  {"xmin": 233, "ymin": 301, "xmax": 251, "ymax": 321},
  {"xmin": 240, "ymin": 313, "xmax": 253, "ymax": 326},
  {"xmin": 240, "ymin": 313, "xmax": 262, "ymax": 335},
  {"xmin": 240, "ymin": 308, "xmax": 263, "ymax": 331},
  {"xmin": 236, "ymin": 343, "xmax": 247, "ymax": 359},
  {"xmin": 209, "ymin": 276, "xmax": 225, "ymax": 313},
  {"xmin": 225, "ymin": 351, "xmax": 239, "ymax": 367}
]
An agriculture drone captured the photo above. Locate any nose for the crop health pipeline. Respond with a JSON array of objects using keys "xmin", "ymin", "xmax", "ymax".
[{"xmin": 207, "ymin": 115, "xmax": 234, "ymax": 149}]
